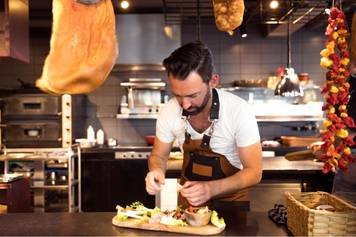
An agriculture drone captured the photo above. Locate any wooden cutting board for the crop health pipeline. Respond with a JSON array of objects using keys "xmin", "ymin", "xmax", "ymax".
[{"xmin": 112, "ymin": 216, "xmax": 225, "ymax": 235}]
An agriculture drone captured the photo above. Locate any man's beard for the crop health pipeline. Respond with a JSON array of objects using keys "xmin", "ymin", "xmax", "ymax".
[{"xmin": 183, "ymin": 87, "xmax": 211, "ymax": 116}]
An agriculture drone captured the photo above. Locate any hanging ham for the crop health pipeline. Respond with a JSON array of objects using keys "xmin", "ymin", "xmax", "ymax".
[
  {"xmin": 36, "ymin": 0, "xmax": 118, "ymax": 95},
  {"xmin": 212, "ymin": 0, "xmax": 245, "ymax": 35}
]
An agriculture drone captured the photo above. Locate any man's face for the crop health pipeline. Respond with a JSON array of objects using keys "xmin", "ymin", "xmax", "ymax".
[{"xmin": 169, "ymin": 71, "xmax": 211, "ymax": 116}]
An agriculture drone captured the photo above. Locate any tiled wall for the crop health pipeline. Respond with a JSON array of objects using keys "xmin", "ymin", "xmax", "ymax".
[
  {"xmin": 182, "ymin": 23, "xmax": 326, "ymax": 86},
  {"xmin": 0, "ymin": 23, "xmax": 326, "ymax": 144}
]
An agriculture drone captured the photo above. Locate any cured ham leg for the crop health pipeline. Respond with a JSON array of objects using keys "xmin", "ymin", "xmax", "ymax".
[
  {"xmin": 212, "ymin": 0, "xmax": 245, "ymax": 35},
  {"xmin": 36, "ymin": 0, "xmax": 118, "ymax": 95}
]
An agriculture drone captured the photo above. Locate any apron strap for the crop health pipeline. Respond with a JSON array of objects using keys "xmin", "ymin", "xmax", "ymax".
[
  {"xmin": 209, "ymin": 88, "xmax": 219, "ymax": 121},
  {"xmin": 181, "ymin": 88, "xmax": 220, "ymax": 147},
  {"xmin": 181, "ymin": 88, "xmax": 220, "ymax": 121}
]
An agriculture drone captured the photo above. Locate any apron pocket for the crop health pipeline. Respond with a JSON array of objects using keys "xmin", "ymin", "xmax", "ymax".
[{"xmin": 184, "ymin": 151, "xmax": 226, "ymax": 181}]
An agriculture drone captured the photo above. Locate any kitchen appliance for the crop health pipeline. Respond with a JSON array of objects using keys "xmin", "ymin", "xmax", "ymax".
[
  {"xmin": 114, "ymin": 146, "xmax": 152, "ymax": 159},
  {"xmin": 119, "ymin": 78, "xmax": 166, "ymax": 115},
  {"xmin": 1, "ymin": 93, "xmax": 86, "ymax": 148}
]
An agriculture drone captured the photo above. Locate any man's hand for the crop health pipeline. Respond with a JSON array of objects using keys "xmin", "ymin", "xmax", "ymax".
[
  {"xmin": 179, "ymin": 181, "xmax": 212, "ymax": 206},
  {"xmin": 145, "ymin": 169, "xmax": 165, "ymax": 195}
]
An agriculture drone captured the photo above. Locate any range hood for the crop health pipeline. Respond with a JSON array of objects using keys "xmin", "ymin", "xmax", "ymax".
[
  {"xmin": 114, "ymin": 14, "xmax": 181, "ymax": 69},
  {"xmin": 0, "ymin": 0, "xmax": 29, "ymax": 62}
]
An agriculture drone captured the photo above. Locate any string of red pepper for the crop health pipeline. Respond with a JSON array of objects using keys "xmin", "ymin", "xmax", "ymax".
[{"xmin": 319, "ymin": 7, "xmax": 355, "ymax": 173}]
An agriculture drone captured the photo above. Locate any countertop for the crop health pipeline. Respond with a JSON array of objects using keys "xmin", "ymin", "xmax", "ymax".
[
  {"xmin": 167, "ymin": 156, "xmax": 324, "ymax": 171},
  {"xmin": 80, "ymin": 146, "xmax": 323, "ymax": 171},
  {"xmin": 0, "ymin": 211, "xmax": 288, "ymax": 236}
]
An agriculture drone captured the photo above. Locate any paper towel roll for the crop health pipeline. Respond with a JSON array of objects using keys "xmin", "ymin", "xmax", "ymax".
[{"xmin": 155, "ymin": 178, "xmax": 178, "ymax": 211}]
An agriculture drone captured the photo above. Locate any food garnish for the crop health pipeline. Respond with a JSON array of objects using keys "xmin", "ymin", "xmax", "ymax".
[
  {"xmin": 210, "ymin": 210, "xmax": 226, "ymax": 228},
  {"xmin": 115, "ymin": 202, "xmax": 225, "ymax": 228}
]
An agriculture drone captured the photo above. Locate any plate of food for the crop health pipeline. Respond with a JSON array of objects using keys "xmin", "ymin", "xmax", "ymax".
[{"xmin": 112, "ymin": 202, "xmax": 226, "ymax": 235}]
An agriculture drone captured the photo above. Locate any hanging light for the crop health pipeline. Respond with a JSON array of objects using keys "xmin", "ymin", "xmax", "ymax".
[
  {"xmin": 239, "ymin": 26, "xmax": 248, "ymax": 38},
  {"xmin": 120, "ymin": 0, "xmax": 130, "ymax": 10},
  {"xmin": 274, "ymin": 18, "xmax": 303, "ymax": 97},
  {"xmin": 269, "ymin": 0, "xmax": 279, "ymax": 9}
]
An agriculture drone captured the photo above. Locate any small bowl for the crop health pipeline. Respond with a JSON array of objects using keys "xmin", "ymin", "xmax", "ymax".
[
  {"xmin": 184, "ymin": 206, "xmax": 211, "ymax": 227},
  {"xmin": 144, "ymin": 135, "xmax": 155, "ymax": 146}
]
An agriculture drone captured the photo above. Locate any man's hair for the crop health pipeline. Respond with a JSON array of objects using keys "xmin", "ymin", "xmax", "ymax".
[{"xmin": 162, "ymin": 41, "xmax": 215, "ymax": 83}]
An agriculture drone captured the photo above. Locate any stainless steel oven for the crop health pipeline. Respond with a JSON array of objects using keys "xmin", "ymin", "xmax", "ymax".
[
  {"xmin": 4, "ymin": 120, "xmax": 62, "ymax": 147},
  {"xmin": 1, "ymin": 93, "xmax": 86, "ymax": 148},
  {"xmin": 119, "ymin": 78, "xmax": 166, "ymax": 115},
  {"xmin": 2, "ymin": 95, "xmax": 60, "ymax": 116}
]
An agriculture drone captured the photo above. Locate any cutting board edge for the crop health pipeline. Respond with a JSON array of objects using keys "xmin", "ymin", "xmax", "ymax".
[{"xmin": 112, "ymin": 216, "xmax": 225, "ymax": 235}]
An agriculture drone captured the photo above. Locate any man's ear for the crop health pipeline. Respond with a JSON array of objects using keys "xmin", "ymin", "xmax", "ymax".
[{"xmin": 209, "ymin": 74, "xmax": 220, "ymax": 88}]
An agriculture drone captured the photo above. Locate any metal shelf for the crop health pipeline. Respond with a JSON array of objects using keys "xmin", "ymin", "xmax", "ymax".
[
  {"xmin": 256, "ymin": 115, "xmax": 323, "ymax": 122},
  {"xmin": 116, "ymin": 114, "xmax": 158, "ymax": 119},
  {"xmin": 116, "ymin": 113, "xmax": 322, "ymax": 122},
  {"xmin": 1, "ymin": 146, "xmax": 81, "ymax": 212},
  {"xmin": 31, "ymin": 179, "xmax": 79, "ymax": 190}
]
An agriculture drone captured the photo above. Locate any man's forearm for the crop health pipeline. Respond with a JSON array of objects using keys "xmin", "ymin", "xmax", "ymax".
[
  {"xmin": 209, "ymin": 167, "xmax": 262, "ymax": 198},
  {"xmin": 148, "ymin": 154, "xmax": 168, "ymax": 174}
]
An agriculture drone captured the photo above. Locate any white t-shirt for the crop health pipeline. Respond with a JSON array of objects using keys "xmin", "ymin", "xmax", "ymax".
[{"xmin": 156, "ymin": 89, "xmax": 260, "ymax": 169}]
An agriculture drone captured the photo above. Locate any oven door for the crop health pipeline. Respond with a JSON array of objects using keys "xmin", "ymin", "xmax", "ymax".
[
  {"xmin": 3, "ymin": 94, "xmax": 60, "ymax": 117},
  {"xmin": 3, "ymin": 120, "xmax": 62, "ymax": 148}
]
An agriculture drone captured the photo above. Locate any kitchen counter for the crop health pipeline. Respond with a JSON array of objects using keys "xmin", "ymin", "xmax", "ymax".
[
  {"xmin": 167, "ymin": 156, "xmax": 324, "ymax": 171},
  {"xmin": 80, "ymin": 146, "xmax": 323, "ymax": 171},
  {"xmin": 0, "ymin": 210, "xmax": 288, "ymax": 236}
]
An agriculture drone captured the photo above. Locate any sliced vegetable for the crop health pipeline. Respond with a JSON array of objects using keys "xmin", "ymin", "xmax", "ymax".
[{"xmin": 210, "ymin": 210, "xmax": 226, "ymax": 228}]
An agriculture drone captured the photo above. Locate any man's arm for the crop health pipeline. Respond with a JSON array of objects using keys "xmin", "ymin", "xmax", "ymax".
[
  {"xmin": 145, "ymin": 138, "xmax": 173, "ymax": 195},
  {"xmin": 180, "ymin": 142, "xmax": 262, "ymax": 206}
]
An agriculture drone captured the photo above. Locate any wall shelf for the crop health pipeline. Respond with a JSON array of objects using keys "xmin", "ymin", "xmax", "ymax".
[{"xmin": 116, "ymin": 114, "xmax": 158, "ymax": 119}]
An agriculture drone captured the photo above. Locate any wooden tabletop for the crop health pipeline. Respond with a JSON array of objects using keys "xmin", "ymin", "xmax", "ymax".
[{"xmin": 0, "ymin": 211, "xmax": 288, "ymax": 236}]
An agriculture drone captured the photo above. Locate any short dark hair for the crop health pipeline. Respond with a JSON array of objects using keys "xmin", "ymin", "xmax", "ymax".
[{"xmin": 162, "ymin": 41, "xmax": 215, "ymax": 83}]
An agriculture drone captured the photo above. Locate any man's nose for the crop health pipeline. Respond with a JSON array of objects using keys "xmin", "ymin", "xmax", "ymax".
[{"xmin": 181, "ymin": 97, "xmax": 192, "ymax": 110}]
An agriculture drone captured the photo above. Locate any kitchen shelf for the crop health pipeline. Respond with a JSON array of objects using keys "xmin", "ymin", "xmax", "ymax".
[
  {"xmin": 116, "ymin": 113, "xmax": 323, "ymax": 122},
  {"xmin": 0, "ymin": 146, "xmax": 81, "ymax": 212},
  {"xmin": 116, "ymin": 114, "xmax": 158, "ymax": 119},
  {"xmin": 31, "ymin": 179, "xmax": 79, "ymax": 190},
  {"xmin": 256, "ymin": 115, "xmax": 323, "ymax": 122}
]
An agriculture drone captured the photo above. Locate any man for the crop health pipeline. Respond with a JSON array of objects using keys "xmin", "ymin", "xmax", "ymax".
[{"xmin": 145, "ymin": 41, "xmax": 262, "ymax": 208}]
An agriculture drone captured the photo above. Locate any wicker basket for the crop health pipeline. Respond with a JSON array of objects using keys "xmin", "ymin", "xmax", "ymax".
[{"xmin": 285, "ymin": 191, "xmax": 356, "ymax": 236}]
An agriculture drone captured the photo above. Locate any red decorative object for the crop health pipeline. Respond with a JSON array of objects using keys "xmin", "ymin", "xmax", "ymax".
[{"xmin": 319, "ymin": 7, "xmax": 355, "ymax": 173}]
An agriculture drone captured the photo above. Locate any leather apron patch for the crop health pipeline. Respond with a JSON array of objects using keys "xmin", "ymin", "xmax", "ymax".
[{"xmin": 192, "ymin": 163, "xmax": 213, "ymax": 177}]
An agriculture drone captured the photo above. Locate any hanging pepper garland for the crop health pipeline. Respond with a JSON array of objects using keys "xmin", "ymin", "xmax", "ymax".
[{"xmin": 319, "ymin": 7, "xmax": 355, "ymax": 173}]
